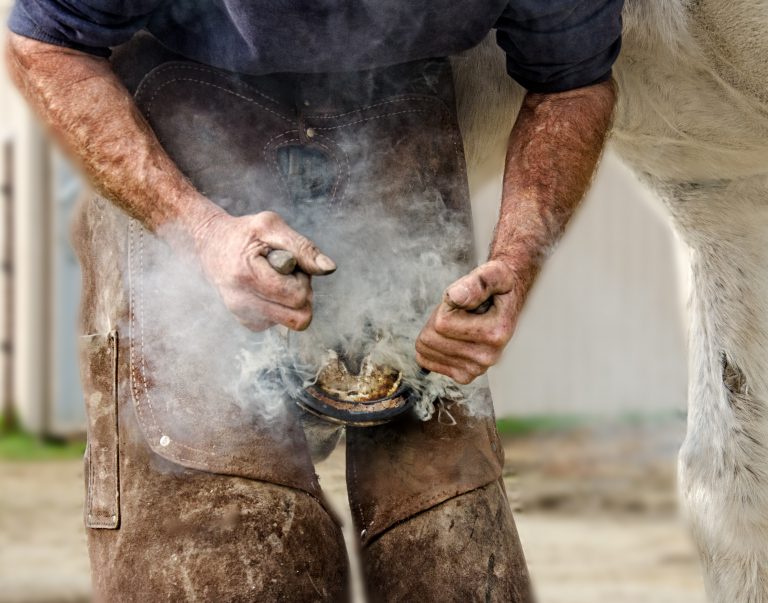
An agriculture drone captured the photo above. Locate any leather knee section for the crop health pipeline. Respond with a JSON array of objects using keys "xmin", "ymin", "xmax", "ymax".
[
  {"xmin": 346, "ymin": 395, "xmax": 505, "ymax": 546},
  {"xmin": 88, "ymin": 459, "xmax": 349, "ymax": 602},
  {"xmin": 84, "ymin": 360, "xmax": 349, "ymax": 602},
  {"xmin": 362, "ymin": 482, "xmax": 533, "ymax": 603}
]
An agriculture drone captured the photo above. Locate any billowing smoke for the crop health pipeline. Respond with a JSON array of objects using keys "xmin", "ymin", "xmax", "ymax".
[
  {"xmin": 139, "ymin": 183, "xmax": 486, "ymax": 425},
  {"xmin": 256, "ymin": 188, "xmax": 484, "ymax": 420},
  {"xmin": 128, "ymin": 44, "xmax": 489, "ymax": 427}
]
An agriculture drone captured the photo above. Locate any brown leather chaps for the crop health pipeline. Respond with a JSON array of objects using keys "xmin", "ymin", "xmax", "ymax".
[{"xmin": 73, "ymin": 33, "xmax": 532, "ymax": 602}]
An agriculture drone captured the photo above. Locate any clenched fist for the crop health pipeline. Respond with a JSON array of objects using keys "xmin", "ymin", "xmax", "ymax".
[
  {"xmin": 192, "ymin": 210, "xmax": 335, "ymax": 332},
  {"xmin": 416, "ymin": 260, "xmax": 522, "ymax": 384}
]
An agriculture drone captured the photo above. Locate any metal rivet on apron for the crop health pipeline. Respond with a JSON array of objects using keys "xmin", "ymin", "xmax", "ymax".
[
  {"xmin": 303, "ymin": 100, "xmax": 310, "ymax": 107},
  {"xmin": 159, "ymin": 435, "xmax": 170, "ymax": 447},
  {"xmin": 305, "ymin": 127, "xmax": 316, "ymax": 138},
  {"xmin": 360, "ymin": 529, "xmax": 367, "ymax": 538}
]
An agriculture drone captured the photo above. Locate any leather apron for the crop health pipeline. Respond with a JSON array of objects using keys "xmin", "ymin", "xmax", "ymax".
[{"xmin": 73, "ymin": 32, "xmax": 505, "ymax": 599}]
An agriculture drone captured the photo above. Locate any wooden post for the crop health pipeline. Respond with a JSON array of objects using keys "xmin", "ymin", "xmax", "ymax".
[
  {"xmin": 1, "ymin": 138, "xmax": 16, "ymax": 433},
  {"xmin": 13, "ymin": 112, "xmax": 53, "ymax": 435}
]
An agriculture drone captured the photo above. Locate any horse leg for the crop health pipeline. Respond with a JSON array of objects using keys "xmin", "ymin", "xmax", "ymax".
[{"xmin": 651, "ymin": 174, "xmax": 768, "ymax": 602}]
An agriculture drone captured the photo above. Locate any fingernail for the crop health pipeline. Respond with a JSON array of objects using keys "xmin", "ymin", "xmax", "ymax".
[
  {"xmin": 316, "ymin": 254, "xmax": 337, "ymax": 273},
  {"xmin": 446, "ymin": 284, "xmax": 470, "ymax": 307}
]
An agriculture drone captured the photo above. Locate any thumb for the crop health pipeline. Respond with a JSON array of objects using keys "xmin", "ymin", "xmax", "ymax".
[
  {"xmin": 444, "ymin": 260, "xmax": 515, "ymax": 310},
  {"xmin": 294, "ymin": 239, "xmax": 337, "ymax": 275},
  {"xmin": 266, "ymin": 226, "xmax": 336, "ymax": 276}
]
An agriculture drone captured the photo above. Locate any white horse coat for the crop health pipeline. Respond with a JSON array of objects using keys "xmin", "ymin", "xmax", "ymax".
[{"xmin": 454, "ymin": 2, "xmax": 768, "ymax": 601}]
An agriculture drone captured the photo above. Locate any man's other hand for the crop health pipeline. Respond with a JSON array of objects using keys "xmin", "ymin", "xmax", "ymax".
[
  {"xmin": 416, "ymin": 260, "xmax": 520, "ymax": 384},
  {"xmin": 192, "ymin": 210, "xmax": 336, "ymax": 332}
]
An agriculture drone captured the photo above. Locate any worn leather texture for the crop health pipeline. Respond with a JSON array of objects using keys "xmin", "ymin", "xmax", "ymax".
[
  {"xmin": 118, "ymin": 44, "xmax": 484, "ymax": 493},
  {"xmin": 128, "ymin": 57, "xmax": 506, "ymax": 539},
  {"xmin": 71, "ymin": 32, "xmax": 525, "ymax": 600},
  {"xmin": 72, "ymin": 174, "xmax": 351, "ymax": 603},
  {"xmin": 80, "ymin": 331, "xmax": 120, "ymax": 529},
  {"xmin": 113, "ymin": 37, "xmax": 321, "ymax": 496},
  {"xmin": 73, "ymin": 201, "xmax": 352, "ymax": 599},
  {"xmin": 90, "ymin": 337, "xmax": 349, "ymax": 602},
  {"xmin": 363, "ymin": 481, "xmax": 534, "ymax": 603},
  {"xmin": 347, "ymin": 395, "xmax": 505, "ymax": 546},
  {"xmin": 71, "ymin": 35, "xmax": 350, "ymax": 601}
]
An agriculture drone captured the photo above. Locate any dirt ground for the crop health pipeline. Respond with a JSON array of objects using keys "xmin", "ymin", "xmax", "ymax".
[{"xmin": 0, "ymin": 420, "xmax": 706, "ymax": 603}]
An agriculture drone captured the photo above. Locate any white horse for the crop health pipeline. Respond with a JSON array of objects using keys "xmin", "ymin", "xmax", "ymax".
[{"xmin": 455, "ymin": 2, "xmax": 768, "ymax": 601}]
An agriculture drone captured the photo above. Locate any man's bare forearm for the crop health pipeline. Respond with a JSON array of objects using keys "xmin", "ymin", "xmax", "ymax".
[
  {"xmin": 7, "ymin": 34, "xmax": 336, "ymax": 332},
  {"xmin": 5, "ymin": 33, "xmax": 222, "ymax": 242},
  {"xmin": 491, "ymin": 80, "xmax": 616, "ymax": 301}
]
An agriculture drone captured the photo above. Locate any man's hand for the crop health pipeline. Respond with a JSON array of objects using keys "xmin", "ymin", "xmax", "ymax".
[
  {"xmin": 417, "ymin": 80, "xmax": 615, "ymax": 384},
  {"xmin": 416, "ymin": 260, "xmax": 520, "ymax": 384},
  {"xmin": 192, "ymin": 210, "xmax": 336, "ymax": 332},
  {"xmin": 7, "ymin": 35, "xmax": 341, "ymax": 332}
]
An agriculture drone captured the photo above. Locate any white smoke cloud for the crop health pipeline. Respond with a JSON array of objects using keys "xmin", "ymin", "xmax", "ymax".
[{"xmin": 138, "ymin": 186, "xmax": 488, "ymax": 428}]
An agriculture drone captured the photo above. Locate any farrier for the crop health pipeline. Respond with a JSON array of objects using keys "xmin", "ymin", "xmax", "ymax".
[{"xmin": 7, "ymin": 1, "xmax": 622, "ymax": 600}]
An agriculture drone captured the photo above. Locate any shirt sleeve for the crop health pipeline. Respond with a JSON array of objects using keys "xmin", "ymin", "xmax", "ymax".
[
  {"xmin": 8, "ymin": 0, "xmax": 164, "ymax": 57},
  {"xmin": 495, "ymin": 0, "xmax": 624, "ymax": 93}
]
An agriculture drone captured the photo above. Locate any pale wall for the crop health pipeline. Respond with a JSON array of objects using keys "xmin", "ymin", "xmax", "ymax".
[{"xmin": 475, "ymin": 151, "xmax": 689, "ymax": 416}]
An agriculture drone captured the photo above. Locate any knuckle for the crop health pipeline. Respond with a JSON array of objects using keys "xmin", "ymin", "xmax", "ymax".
[
  {"xmin": 465, "ymin": 362, "xmax": 482, "ymax": 378},
  {"xmin": 235, "ymin": 265, "xmax": 259, "ymax": 287},
  {"xmin": 433, "ymin": 313, "xmax": 451, "ymax": 334},
  {"xmin": 454, "ymin": 371, "xmax": 473, "ymax": 385},
  {"xmin": 226, "ymin": 296, "xmax": 250, "ymax": 318},
  {"xmin": 485, "ymin": 326, "xmax": 508, "ymax": 347},
  {"xmin": 415, "ymin": 351, "xmax": 431, "ymax": 368},
  {"xmin": 469, "ymin": 274, "xmax": 488, "ymax": 294},
  {"xmin": 258, "ymin": 210, "xmax": 281, "ymax": 226},
  {"xmin": 476, "ymin": 348, "xmax": 500, "ymax": 368},
  {"xmin": 235, "ymin": 312, "xmax": 272, "ymax": 332},
  {"xmin": 248, "ymin": 319, "xmax": 273, "ymax": 332},
  {"xmin": 290, "ymin": 310, "xmax": 313, "ymax": 331},
  {"xmin": 417, "ymin": 331, "xmax": 440, "ymax": 351},
  {"xmin": 294, "ymin": 236, "xmax": 319, "ymax": 258},
  {"xmin": 474, "ymin": 365, "xmax": 489, "ymax": 378},
  {"xmin": 277, "ymin": 280, "xmax": 306, "ymax": 307}
]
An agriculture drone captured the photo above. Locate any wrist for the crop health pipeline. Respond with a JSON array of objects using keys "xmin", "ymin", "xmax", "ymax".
[
  {"xmin": 157, "ymin": 192, "xmax": 229, "ymax": 255},
  {"xmin": 487, "ymin": 248, "xmax": 539, "ymax": 296}
]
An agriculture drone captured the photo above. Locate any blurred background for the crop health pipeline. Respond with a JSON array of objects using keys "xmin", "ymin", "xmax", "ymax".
[{"xmin": 0, "ymin": 1, "xmax": 706, "ymax": 601}]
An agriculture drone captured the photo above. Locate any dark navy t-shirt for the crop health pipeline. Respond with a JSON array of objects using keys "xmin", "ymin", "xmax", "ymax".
[{"xmin": 8, "ymin": 0, "xmax": 623, "ymax": 93}]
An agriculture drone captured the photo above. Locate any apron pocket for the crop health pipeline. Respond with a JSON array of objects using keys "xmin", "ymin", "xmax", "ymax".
[{"xmin": 80, "ymin": 331, "xmax": 120, "ymax": 529}]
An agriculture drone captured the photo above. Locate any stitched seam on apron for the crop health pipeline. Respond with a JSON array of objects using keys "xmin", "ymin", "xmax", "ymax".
[
  {"xmin": 313, "ymin": 109, "xmax": 433, "ymax": 131},
  {"xmin": 267, "ymin": 137, "xmax": 301, "ymax": 198},
  {"xmin": 309, "ymin": 95, "xmax": 441, "ymax": 119},
  {"xmin": 144, "ymin": 78, "xmax": 293, "ymax": 123},
  {"xmin": 85, "ymin": 333, "xmax": 119, "ymax": 528},
  {"xmin": 135, "ymin": 63, "xmax": 284, "ymax": 106},
  {"xmin": 86, "ymin": 442, "xmax": 94, "ymax": 519},
  {"xmin": 130, "ymin": 222, "xmax": 202, "ymax": 457},
  {"xmin": 349, "ymin": 453, "xmax": 366, "ymax": 529},
  {"xmin": 309, "ymin": 104, "xmax": 465, "ymax": 173},
  {"xmin": 307, "ymin": 137, "xmax": 349, "ymax": 203},
  {"xmin": 361, "ymin": 483, "xmax": 498, "ymax": 546},
  {"xmin": 128, "ymin": 220, "xmax": 160, "ymax": 443},
  {"xmin": 265, "ymin": 135, "xmax": 350, "ymax": 207},
  {"xmin": 264, "ymin": 130, "xmax": 300, "ymax": 149},
  {"xmin": 130, "ymin": 223, "xmax": 221, "ymax": 458}
]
